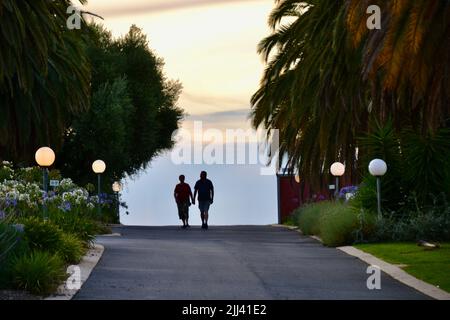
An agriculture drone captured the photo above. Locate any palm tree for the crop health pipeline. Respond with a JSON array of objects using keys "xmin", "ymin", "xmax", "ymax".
[
  {"xmin": 345, "ymin": 0, "xmax": 450, "ymax": 131},
  {"xmin": 252, "ymin": 0, "xmax": 450, "ymax": 187},
  {"xmin": 0, "ymin": 0, "xmax": 90, "ymax": 164},
  {"xmin": 251, "ymin": 0, "xmax": 367, "ymax": 187}
]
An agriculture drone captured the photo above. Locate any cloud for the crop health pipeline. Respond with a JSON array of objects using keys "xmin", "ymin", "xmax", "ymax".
[
  {"xmin": 187, "ymin": 109, "xmax": 251, "ymax": 123},
  {"xmin": 85, "ymin": 0, "xmax": 266, "ymax": 17},
  {"xmin": 182, "ymin": 92, "xmax": 250, "ymax": 110},
  {"xmin": 179, "ymin": 109, "xmax": 253, "ymax": 133}
]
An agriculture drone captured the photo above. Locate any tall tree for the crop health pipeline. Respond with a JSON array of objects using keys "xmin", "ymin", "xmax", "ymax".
[
  {"xmin": 0, "ymin": 0, "xmax": 90, "ymax": 164},
  {"xmin": 346, "ymin": 0, "xmax": 450, "ymax": 131},
  {"xmin": 251, "ymin": 0, "xmax": 366, "ymax": 187},
  {"xmin": 252, "ymin": 0, "xmax": 450, "ymax": 188},
  {"xmin": 59, "ymin": 25, "xmax": 184, "ymax": 187}
]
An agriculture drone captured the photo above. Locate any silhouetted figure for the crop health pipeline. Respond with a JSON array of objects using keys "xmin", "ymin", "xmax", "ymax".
[
  {"xmin": 174, "ymin": 175, "xmax": 194, "ymax": 229},
  {"xmin": 194, "ymin": 171, "xmax": 214, "ymax": 230}
]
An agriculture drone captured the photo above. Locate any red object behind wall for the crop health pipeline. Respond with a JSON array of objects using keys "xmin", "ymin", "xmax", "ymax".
[
  {"xmin": 277, "ymin": 175, "xmax": 301, "ymax": 224},
  {"xmin": 277, "ymin": 174, "xmax": 333, "ymax": 223}
]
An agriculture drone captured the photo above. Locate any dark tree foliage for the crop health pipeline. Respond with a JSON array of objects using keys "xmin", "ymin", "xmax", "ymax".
[
  {"xmin": 58, "ymin": 24, "xmax": 184, "ymax": 188},
  {"xmin": 0, "ymin": 0, "xmax": 90, "ymax": 164}
]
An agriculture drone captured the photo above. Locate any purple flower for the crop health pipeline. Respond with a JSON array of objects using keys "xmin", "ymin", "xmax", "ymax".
[
  {"xmin": 339, "ymin": 185, "xmax": 359, "ymax": 199},
  {"xmin": 59, "ymin": 201, "xmax": 72, "ymax": 212},
  {"xmin": 5, "ymin": 198, "xmax": 17, "ymax": 207}
]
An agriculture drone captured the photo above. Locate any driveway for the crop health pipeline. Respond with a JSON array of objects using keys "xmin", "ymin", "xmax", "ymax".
[{"xmin": 75, "ymin": 226, "xmax": 427, "ymax": 300}]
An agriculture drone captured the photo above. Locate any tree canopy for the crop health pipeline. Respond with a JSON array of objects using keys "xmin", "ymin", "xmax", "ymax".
[
  {"xmin": 59, "ymin": 24, "xmax": 184, "ymax": 187},
  {"xmin": 0, "ymin": 2, "xmax": 183, "ymax": 190},
  {"xmin": 0, "ymin": 0, "xmax": 90, "ymax": 164},
  {"xmin": 252, "ymin": 0, "xmax": 450, "ymax": 189}
]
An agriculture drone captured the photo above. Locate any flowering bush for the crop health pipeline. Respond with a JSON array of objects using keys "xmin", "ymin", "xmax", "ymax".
[
  {"xmin": 0, "ymin": 161, "xmax": 14, "ymax": 181},
  {"xmin": 0, "ymin": 161, "xmax": 114, "ymax": 296},
  {"xmin": 339, "ymin": 185, "xmax": 359, "ymax": 201},
  {"xmin": 0, "ymin": 162, "xmax": 112, "ymax": 220},
  {"xmin": 0, "ymin": 180, "xmax": 42, "ymax": 216}
]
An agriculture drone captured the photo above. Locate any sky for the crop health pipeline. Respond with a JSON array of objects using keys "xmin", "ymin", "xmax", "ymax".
[{"xmin": 79, "ymin": 0, "xmax": 279, "ymax": 225}]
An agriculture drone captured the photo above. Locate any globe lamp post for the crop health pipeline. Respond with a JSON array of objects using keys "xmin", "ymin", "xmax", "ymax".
[
  {"xmin": 112, "ymin": 181, "xmax": 122, "ymax": 223},
  {"xmin": 35, "ymin": 147, "xmax": 55, "ymax": 219},
  {"xmin": 368, "ymin": 159, "xmax": 388, "ymax": 220},
  {"xmin": 330, "ymin": 162, "xmax": 345, "ymax": 199},
  {"xmin": 92, "ymin": 160, "xmax": 106, "ymax": 217}
]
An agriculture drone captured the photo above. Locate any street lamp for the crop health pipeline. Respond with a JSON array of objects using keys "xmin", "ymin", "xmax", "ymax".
[
  {"xmin": 112, "ymin": 181, "xmax": 122, "ymax": 223},
  {"xmin": 92, "ymin": 160, "xmax": 106, "ymax": 217},
  {"xmin": 330, "ymin": 162, "xmax": 345, "ymax": 198},
  {"xmin": 35, "ymin": 147, "xmax": 55, "ymax": 219},
  {"xmin": 369, "ymin": 159, "xmax": 387, "ymax": 220}
]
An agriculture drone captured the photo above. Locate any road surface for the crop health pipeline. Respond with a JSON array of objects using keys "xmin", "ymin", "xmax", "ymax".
[{"xmin": 75, "ymin": 226, "xmax": 427, "ymax": 300}]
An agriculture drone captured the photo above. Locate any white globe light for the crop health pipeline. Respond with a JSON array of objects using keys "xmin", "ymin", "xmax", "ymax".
[
  {"xmin": 330, "ymin": 162, "xmax": 345, "ymax": 177},
  {"xmin": 369, "ymin": 159, "xmax": 387, "ymax": 177},
  {"xmin": 35, "ymin": 147, "xmax": 55, "ymax": 167},
  {"xmin": 112, "ymin": 181, "xmax": 122, "ymax": 192},
  {"xmin": 92, "ymin": 160, "xmax": 106, "ymax": 174}
]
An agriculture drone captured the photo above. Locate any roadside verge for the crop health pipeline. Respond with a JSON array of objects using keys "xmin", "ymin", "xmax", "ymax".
[
  {"xmin": 274, "ymin": 225, "xmax": 450, "ymax": 300},
  {"xmin": 338, "ymin": 246, "xmax": 450, "ymax": 300},
  {"xmin": 45, "ymin": 243, "xmax": 104, "ymax": 300}
]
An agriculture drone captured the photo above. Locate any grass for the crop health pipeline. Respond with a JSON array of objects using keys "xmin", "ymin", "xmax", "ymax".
[
  {"xmin": 294, "ymin": 201, "xmax": 376, "ymax": 247},
  {"xmin": 355, "ymin": 242, "xmax": 450, "ymax": 293},
  {"xmin": 11, "ymin": 251, "xmax": 66, "ymax": 296}
]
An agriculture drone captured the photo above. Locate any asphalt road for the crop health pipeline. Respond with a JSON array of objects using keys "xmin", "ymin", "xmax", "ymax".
[{"xmin": 75, "ymin": 226, "xmax": 428, "ymax": 300}]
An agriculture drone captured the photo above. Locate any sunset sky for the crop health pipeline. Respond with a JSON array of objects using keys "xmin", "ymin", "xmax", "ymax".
[
  {"xmin": 80, "ymin": 0, "xmax": 272, "ymax": 121},
  {"xmin": 77, "ymin": 0, "xmax": 279, "ymax": 225}
]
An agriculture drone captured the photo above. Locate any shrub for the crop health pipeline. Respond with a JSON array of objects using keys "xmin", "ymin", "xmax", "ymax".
[
  {"xmin": 295, "ymin": 201, "xmax": 376, "ymax": 247},
  {"xmin": 11, "ymin": 251, "xmax": 66, "ymax": 296},
  {"xmin": 319, "ymin": 204, "xmax": 376, "ymax": 247},
  {"xmin": 14, "ymin": 167, "xmax": 43, "ymax": 184},
  {"xmin": 296, "ymin": 201, "xmax": 331, "ymax": 235},
  {"xmin": 21, "ymin": 217, "xmax": 63, "ymax": 252},
  {"xmin": 351, "ymin": 176, "xmax": 378, "ymax": 213},
  {"xmin": 358, "ymin": 121, "xmax": 450, "ymax": 213},
  {"xmin": 0, "ymin": 161, "xmax": 14, "ymax": 182},
  {"xmin": 95, "ymin": 222, "xmax": 112, "ymax": 236},
  {"xmin": 46, "ymin": 207, "xmax": 100, "ymax": 244},
  {"xmin": 58, "ymin": 233, "xmax": 86, "ymax": 264},
  {"xmin": 0, "ymin": 220, "xmax": 29, "ymax": 287},
  {"xmin": 21, "ymin": 216, "xmax": 91, "ymax": 263},
  {"xmin": 371, "ymin": 206, "xmax": 450, "ymax": 242}
]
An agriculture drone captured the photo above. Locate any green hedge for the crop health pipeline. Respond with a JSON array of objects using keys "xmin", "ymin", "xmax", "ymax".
[{"xmin": 294, "ymin": 201, "xmax": 376, "ymax": 247}]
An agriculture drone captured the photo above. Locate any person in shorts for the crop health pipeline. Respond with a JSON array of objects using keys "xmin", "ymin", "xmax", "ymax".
[
  {"xmin": 174, "ymin": 175, "xmax": 194, "ymax": 229},
  {"xmin": 193, "ymin": 171, "xmax": 214, "ymax": 230}
]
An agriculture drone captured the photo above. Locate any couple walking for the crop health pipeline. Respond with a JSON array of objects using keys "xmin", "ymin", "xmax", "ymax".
[{"xmin": 174, "ymin": 171, "xmax": 214, "ymax": 230}]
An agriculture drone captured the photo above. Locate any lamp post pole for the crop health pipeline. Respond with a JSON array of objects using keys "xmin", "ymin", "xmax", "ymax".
[
  {"xmin": 330, "ymin": 162, "xmax": 345, "ymax": 201},
  {"xmin": 97, "ymin": 173, "xmax": 101, "ymax": 218},
  {"xmin": 376, "ymin": 177, "xmax": 382, "ymax": 219},
  {"xmin": 43, "ymin": 168, "xmax": 49, "ymax": 194},
  {"xmin": 92, "ymin": 160, "xmax": 106, "ymax": 220},
  {"xmin": 115, "ymin": 191, "xmax": 120, "ymax": 222},
  {"xmin": 335, "ymin": 176, "xmax": 339, "ymax": 199},
  {"xmin": 369, "ymin": 159, "xmax": 388, "ymax": 220},
  {"xmin": 112, "ymin": 181, "xmax": 122, "ymax": 224},
  {"xmin": 35, "ymin": 147, "xmax": 56, "ymax": 220}
]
